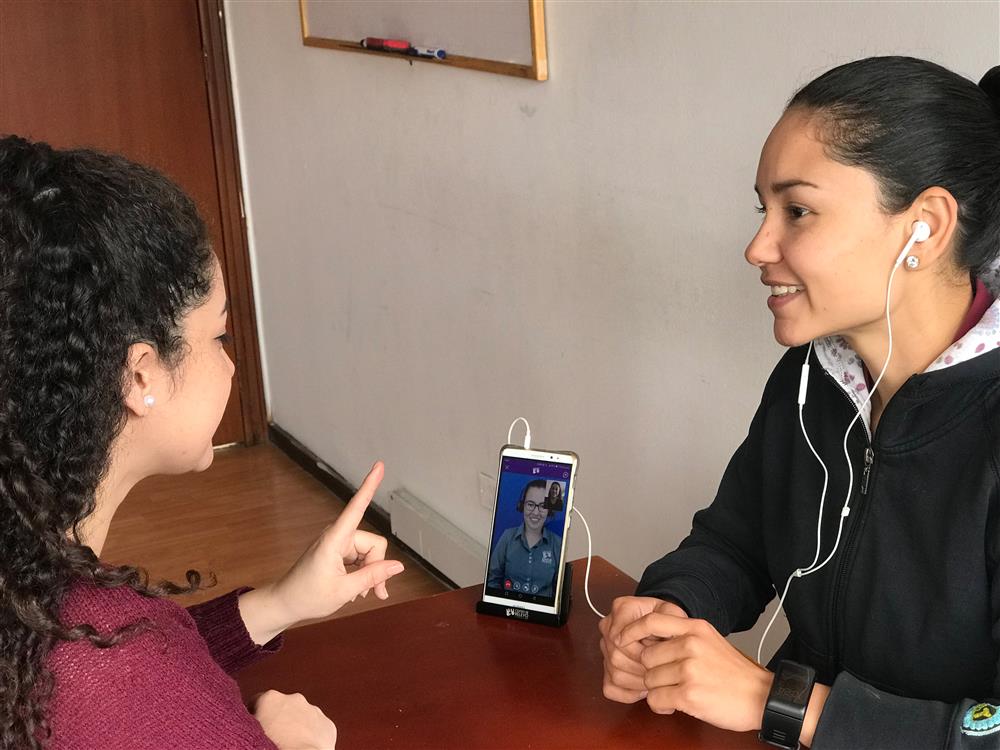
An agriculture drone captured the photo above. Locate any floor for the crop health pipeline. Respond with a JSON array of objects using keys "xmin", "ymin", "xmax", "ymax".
[{"xmin": 101, "ymin": 442, "xmax": 450, "ymax": 622}]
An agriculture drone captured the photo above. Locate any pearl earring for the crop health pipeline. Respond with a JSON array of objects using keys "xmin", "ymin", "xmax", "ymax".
[
  {"xmin": 144, "ymin": 395, "xmax": 156, "ymax": 407},
  {"xmin": 905, "ymin": 255, "xmax": 920, "ymax": 270}
]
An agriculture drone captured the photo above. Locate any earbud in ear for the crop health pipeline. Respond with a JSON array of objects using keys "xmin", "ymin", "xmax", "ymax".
[{"xmin": 894, "ymin": 221, "xmax": 933, "ymax": 267}]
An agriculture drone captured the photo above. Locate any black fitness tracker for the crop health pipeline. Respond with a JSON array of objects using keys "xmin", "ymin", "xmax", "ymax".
[{"xmin": 759, "ymin": 660, "xmax": 816, "ymax": 750}]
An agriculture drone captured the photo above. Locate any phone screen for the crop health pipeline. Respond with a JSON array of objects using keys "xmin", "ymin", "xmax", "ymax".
[{"xmin": 483, "ymin": 453, "xmax": 574, "ymax": 608}]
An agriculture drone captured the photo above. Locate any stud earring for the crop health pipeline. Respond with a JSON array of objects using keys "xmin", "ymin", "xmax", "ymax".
[
  {"xmin": 144, "ymin": 395, "xmax": 156, "ymax": 407},
  {"xmin": 905, "ymin": 255, "xmax": 920, "ymax": 270}
]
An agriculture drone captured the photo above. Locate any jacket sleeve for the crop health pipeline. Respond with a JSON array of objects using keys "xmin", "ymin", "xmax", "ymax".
[
  {"xmin": 186, "ymin": 587, "xmax": 282, "ymax": 675},
  {"xmin": 811, "ymin": 673, "xmax": 1000, "ymax": 749},
  {"xmin": 635, "ymin": 392, "xmax": 775, "ymax": 635}
]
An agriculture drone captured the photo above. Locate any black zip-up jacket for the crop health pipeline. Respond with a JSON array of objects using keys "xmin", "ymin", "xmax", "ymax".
[{"xmin": 637, "ymin": 343, "xmax": 1000, "ymax": 748}]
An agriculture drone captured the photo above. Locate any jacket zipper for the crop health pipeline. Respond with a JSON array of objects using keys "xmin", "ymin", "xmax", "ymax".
[
  {"xmin": 820, "ymin": 369, "xmax": 875, "ymax": 672},
  {"xmin": 860, "ymin": 447, "xmax": 874, "ymax": 495}
]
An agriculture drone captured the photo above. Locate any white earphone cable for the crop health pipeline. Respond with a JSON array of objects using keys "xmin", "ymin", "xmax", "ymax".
[
  {"xmin": 756, "ymin": 232, "xmax": 914, "ymax": 664},
  {"xmin": 804, "ymin": 257, "xmax": 902, "ymax": 577}
]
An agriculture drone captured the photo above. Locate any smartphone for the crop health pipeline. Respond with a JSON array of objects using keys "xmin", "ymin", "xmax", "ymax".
[{"xmin": 481, "ymin": 445, "xmax": 578, "ymax": 615}]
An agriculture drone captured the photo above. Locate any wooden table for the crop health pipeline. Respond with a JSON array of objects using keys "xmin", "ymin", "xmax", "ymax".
[{"xmin": 237, "ymin": 557, "xmax": 760, "ymax": 749}]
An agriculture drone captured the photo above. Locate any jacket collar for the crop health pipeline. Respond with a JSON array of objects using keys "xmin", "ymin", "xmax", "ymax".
[{"xmin": 813, "ymin": 256, "xmax": 1000, "ymax": 433}]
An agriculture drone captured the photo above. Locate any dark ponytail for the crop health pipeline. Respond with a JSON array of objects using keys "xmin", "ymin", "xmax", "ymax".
[
  {"xmin": 788, "ymin": 56, "xmax": 1000, "ymax": 274},
  {"xmin": 0, "ymin": 136, "xmax": 215, "ymax": 749},
  {"xmin": 980, "ymin": 65, "xmax": 1000, "ymax": 110}
]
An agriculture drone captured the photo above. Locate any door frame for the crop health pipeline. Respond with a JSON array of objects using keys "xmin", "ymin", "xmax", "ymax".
[{"xmin": 198, "ymin": 0, "xmax": 268, "ymax": 445}]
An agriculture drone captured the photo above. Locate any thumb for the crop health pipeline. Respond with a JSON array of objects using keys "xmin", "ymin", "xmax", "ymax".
[{"xmin": 342, "ymin": 560, "xmax": 405, "ymax": 601}]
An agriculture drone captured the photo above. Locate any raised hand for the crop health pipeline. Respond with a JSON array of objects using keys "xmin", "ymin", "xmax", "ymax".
[{"xmin": 239, "ymin": 461, "xmax": 405, "ymax": 645}]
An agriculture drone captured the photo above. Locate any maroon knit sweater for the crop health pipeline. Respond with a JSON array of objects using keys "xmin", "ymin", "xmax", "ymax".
[{"xmin": 45, "ymin": 579, "xmax": 283, "ymax": 749}]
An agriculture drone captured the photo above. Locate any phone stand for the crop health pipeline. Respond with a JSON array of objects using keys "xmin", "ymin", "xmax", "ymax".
[{"xmin": 475, "ymin": 563, "xmax": 572, "ymax": 627}]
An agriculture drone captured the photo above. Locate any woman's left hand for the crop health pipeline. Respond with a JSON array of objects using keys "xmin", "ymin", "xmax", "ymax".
[
  {"xmin": 617, "ymin": 604, "xmax": 774, "ymax": 733},
  {"xmin": 239, "ymin": 462, "xmax": 405, "ymax": 644}
]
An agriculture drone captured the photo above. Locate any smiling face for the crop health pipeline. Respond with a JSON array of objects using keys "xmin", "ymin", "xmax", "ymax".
[
  {"xmin": 522, "ymin": 485, "xmax": 549, "ymax": 533},
  {"xmin": 744, "ymin": 109, "xmax": 906, "ymax": 347}
]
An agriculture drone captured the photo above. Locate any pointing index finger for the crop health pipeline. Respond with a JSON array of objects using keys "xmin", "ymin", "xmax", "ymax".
[{"xmin": 332, "ymin": 461, "xmax": 384, "ymax": 536}]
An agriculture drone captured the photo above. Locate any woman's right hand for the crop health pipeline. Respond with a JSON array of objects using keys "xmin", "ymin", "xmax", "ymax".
[
  {"xmin": 252, "ymin": 690, "xmax": 338, "ymax": 750},
  {"xmin": 598, "ymin": 596, "xmax": 688, "ymax": 703}
]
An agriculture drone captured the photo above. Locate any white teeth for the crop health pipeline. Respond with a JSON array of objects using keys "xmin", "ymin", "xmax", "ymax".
[{"xmin": 771, "ymin": 285, "xmax": 803, "ymax": 296}]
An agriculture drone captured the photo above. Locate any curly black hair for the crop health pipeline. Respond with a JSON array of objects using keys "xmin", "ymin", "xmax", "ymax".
[{"xmin": 0, "ymin": 135, "xmax": 217, "ymax": 749}]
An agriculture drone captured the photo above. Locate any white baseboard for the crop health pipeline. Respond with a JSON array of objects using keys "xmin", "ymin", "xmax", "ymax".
[{"xmin": 389, "ymin": 488, "xmax": 486, "ymax": 588}]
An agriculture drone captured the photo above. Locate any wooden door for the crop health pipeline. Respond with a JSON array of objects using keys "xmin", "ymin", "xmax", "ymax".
[{"xmin": 0, "ymin": 0, "xmax": 265, "ymax": 446}]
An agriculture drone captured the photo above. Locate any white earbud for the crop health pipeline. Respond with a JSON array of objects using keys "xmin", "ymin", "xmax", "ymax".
[{"xmin": 894, "ymin": 221, "xmax": 932, "ymax": 267}]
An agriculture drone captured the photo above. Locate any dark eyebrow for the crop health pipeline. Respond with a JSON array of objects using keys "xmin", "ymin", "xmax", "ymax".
[
  {"xmin": 753, "ymin": 179, "xmax": 821, "ymax": 196},
  {"xmin": 221, "ymin": 299, "xmax": 230, "ymax": 316}
]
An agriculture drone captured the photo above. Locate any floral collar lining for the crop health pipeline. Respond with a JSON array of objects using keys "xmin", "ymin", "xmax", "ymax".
[{"xmin": 812, "ymin": 258, "xmax": 1000, "ymax": 433}]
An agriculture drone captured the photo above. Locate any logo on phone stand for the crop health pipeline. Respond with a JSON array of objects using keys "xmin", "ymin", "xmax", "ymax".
[{"xmin": 477, "ymin": 563, "xmax": 573, "ymax": 627}]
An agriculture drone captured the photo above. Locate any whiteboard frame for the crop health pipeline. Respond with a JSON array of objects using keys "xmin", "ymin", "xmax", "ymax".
[{"xmin": 298, "ymin": 0, "xmax": 548, "ymax": 81}]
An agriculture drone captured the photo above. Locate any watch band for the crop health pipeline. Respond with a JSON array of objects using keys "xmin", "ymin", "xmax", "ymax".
[{"xmin": 759, "ymin": 660, "xmax": 816, "ymax": 750}]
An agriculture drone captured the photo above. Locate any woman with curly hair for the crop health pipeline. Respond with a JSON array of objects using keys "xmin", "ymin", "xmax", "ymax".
[{"xmin": 0, "ymin": 135, "xmax": 405, "ymax": 750}]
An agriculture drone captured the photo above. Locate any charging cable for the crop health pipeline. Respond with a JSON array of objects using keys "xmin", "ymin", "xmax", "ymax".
[
  {"xmin": 573, "ymin": 506, "xmax": 606, "ymax": 618},
  {"xmin": 507, "ymin": 417, "xmax": 532, "ymax": 450},
  {"xmin": 505, "ymin": 417, "xmax": 604, "ymax": 618}
]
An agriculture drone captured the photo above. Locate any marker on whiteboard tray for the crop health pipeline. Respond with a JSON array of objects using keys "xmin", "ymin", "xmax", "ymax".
[
  {"xmin": 360, "ymin": 37, "xmax": 411, "ymax": 54},
  {"xmin": 410, "ymin": 46, "xmax": 447, "ymax": 60}
]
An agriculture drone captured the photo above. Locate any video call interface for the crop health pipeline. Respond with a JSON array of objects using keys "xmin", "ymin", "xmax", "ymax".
[{"xmin": 485, "ymin": 456, "xmax": 571, "ymax": 606}]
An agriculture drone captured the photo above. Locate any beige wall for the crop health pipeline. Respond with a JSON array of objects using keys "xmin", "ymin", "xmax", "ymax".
[{"xmin": 225, "ymin": 0, "xmax": 1000, "ymax": 655}]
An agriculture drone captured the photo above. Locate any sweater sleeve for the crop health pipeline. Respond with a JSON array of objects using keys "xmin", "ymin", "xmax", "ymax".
[
  {"xmin": 49, "ymin": 592, "xmax": 279, "ymax": 750},
  {"xmin": 635, "ymin": 392, "xmax": 775, "ymax": 635},
  {"xmin": 186, "ymin": 587, "xmax": 282, "ymax": 675}
]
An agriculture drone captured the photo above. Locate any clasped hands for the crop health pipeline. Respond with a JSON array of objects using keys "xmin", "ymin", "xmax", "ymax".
[{"xmin": 599, "ymin": 596, "xmax": 774, "ymax": 733}]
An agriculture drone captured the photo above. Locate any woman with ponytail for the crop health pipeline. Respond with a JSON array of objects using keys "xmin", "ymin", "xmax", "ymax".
[
  {"xmin": 0, "ymin": 137, "xmax": 404, "ymax": 749},
  {"xmin": 601, "ymin": 57, "xmax": 1000, "ymax": 749}
]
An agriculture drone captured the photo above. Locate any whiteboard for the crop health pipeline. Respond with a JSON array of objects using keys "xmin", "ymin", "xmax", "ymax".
[{"xmin": 299, "ymin": 0, "xmax": 548, "ymax": 81}]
